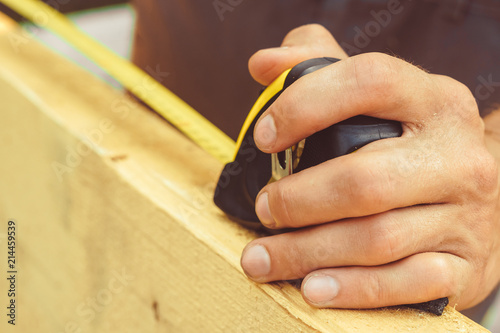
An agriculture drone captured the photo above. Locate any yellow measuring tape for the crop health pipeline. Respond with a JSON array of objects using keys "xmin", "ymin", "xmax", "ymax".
[{"xmin": 0, "ymin": 0, "xmax": 235, "ymax": 163}]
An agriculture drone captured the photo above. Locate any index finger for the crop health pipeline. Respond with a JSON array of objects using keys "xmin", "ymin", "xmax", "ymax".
[{"xmin": 253, "ymin": 52, "xmax": 437, "ymax": 153}]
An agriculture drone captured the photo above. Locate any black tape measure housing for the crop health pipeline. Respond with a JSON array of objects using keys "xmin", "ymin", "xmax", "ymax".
[{"xmin": 214, "ymin": 58, "xmax": 402, "ymax": 229}]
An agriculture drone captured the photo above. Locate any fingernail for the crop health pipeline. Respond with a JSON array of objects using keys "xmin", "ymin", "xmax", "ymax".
[
  {"xmin": 241, "ymin": 244, "xmax": 271, "ymax": 280},
  {"xmin": 255, "ymin": 192, "xmax": 275, "ymax": 228},
  {"xmin": 304, "ymin": 275, "xmax": 339, "ymax": 304},
  {"xmin": 254, "ymin": 114, "xmax": 277, "ymax": 149}
]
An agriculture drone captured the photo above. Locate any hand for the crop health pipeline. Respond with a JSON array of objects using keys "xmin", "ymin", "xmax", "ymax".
[{"xmin": 240, "ymin": 24, "xmax": 500, "ymax": 310}]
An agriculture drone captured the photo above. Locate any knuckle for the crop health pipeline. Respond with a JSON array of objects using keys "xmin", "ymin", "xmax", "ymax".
[
  {"xmin": 475, "ymin": 153, "xmax": 498, "ymax": 191},
  {"xmin": 273, "ymin": 88, "xmax": 301, "ymax": 125},
  {"xmin": 438, "ymin": 77, "xmax": 480, "ymax": 124},
  {"xmin": 362, "ymin": 271, "xmax": 386, "ymax": 306},
  {"xmin": 461, "ymin": 149, "xmax": 499, "ymax": 200},
  {"xmin": 273, "ymin": 182, "xmax": 300, "ymax": 227},
  {"xmin": 362, "ymin": 217, "xmax": 403, "ymax": 263},
  {"xmin": 295, "ymin": 255, "xmax": 319, "ymax": 278},
  {"xmin": 450, "ymin": 80, "xmax": 478, "ymax": 113},
  {"xmin": 280, "ymin": 241, "xmax": 310, "ymax": 278},
  {"xmin": 348, "ymin": 52, "xmax": 402, "ymax": 104},
  {"xmin": 344, "ymin": 162, "xmax": 392, "ymax": 214},
  {"xmin": 300, "ymin": 23, "xmax": 330, "ymax": 35},
  {"xmin": 428, "ymin": 257, "xmax": 456, "ymax": 297}
]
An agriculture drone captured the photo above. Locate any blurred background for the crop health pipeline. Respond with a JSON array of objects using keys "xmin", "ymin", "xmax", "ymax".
[{"xmin": 0, "ymin": 0, "xmax": 134, "ymax": 89}]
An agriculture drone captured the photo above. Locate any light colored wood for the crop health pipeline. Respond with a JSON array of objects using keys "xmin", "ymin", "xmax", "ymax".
[
  {"xmin": 0, "ymin": 20, "xmax": 489, "ymax": 332},
  {"xmin": 0, "ymin": 10, "xmax": 15, "ymax": 32}
]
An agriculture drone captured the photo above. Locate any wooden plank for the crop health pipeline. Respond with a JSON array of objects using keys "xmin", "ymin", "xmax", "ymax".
[{"xmin": 0, "ymin": 18, "xmax": 489, "ymax": 333}]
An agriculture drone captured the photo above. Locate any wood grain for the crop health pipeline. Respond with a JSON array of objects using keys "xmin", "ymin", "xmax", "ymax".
[{"xmin": 0, "ymin": 17, "xmax": 489, "ymax": 332}]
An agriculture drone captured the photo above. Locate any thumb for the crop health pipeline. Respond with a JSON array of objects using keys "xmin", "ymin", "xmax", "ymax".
[{"xmin": 249, "ymin": 24, "xmax": 348, "ymax": 86}]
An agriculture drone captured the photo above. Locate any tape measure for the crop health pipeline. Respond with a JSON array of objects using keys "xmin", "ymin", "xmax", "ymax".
[
  {"xmin": 0, "ymin": 0, "xmax": 235, "ymax": 163},
  {"xmin": 214, "ymin": 57, "xmax": 403, "ymax": 229}
]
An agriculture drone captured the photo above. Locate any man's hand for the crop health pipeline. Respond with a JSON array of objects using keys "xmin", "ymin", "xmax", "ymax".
[{"xmin": 240, "ymin": 24, "xmax": 500, "ymax": 310}]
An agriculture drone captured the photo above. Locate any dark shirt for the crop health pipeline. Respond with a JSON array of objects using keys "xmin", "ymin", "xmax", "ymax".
[{"xmin": 132, "ymin": 0, "xmax": 500, "ymax": 140}]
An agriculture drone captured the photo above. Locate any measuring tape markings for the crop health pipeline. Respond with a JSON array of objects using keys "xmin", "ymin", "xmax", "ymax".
[{"xmin": 0, "ymin": 0, "xmax": 236, "ymax": 163}]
